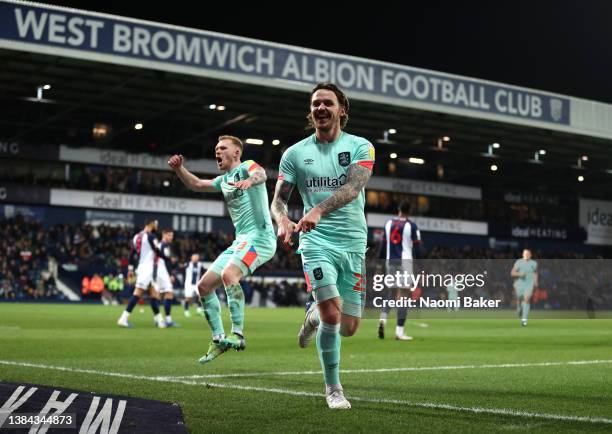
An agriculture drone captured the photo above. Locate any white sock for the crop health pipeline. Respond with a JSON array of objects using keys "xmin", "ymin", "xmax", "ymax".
[
  {"xmin": 120, "ymin": 311, "xmax": 130, "ymax": 321},
  {"xmin": 396, "ymin": 326, "xmax": 404, "ymax": 336},
  {"xmin": 166, "ymin": 315, "xmax": 172, "ymax": 323},
  {"xmin": 154, "ymin": 313, "xmax": 163, "ymax": 323}
]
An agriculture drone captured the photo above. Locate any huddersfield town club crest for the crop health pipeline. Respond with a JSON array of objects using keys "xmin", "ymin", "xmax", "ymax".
[
  {"xmin": 234, "ymin": 173, "xmax": 240, "ymax": 183},
  {"xmin": 338, "ymin": 152, "xmax": 350, "ymax": 166}
]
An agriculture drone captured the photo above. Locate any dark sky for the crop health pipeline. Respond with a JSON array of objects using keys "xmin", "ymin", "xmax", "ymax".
[{"xmin": 47, "ymin": 1, "xmax": 612, "ymax": 104}]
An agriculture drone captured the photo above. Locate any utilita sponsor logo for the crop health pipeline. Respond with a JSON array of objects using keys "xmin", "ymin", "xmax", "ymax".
[{"xmin": 305, "ymin": 174, "xmax": 346, "ymax": 190}]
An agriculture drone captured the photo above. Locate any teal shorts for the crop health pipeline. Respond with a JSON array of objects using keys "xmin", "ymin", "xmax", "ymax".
[
  {"xmin": 514, "ymin": 282, "xmax": 534, "ymax": 299},
  {"xmin": 210, "ymin": 233, "xmax": 276, "ymax": 277},
  {"xmin": 301, "ymin": 249, "xmax": 366, "ymax": 318}
]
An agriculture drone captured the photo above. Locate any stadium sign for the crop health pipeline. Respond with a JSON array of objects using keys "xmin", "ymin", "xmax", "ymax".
[
  {"xmin": 50, "ymin": 189, "xmax": 225, "ymax": 217},
  {"xmin": 0, "ymin": 382, "xmax": 187, "ymax": 433},
  {"xmin": 0, "ymin": 184, "xmax": 49, "ymax": 204},
  {"xmin": 0, "ymin": 141, "xmax": 59, "ymax": 160},
  {"xmin": 0, "ymin": 0, "xmax": 570, "ymax": 127},
  {"xmin": 367, "ymin": 212, "xmax": 488, "ymax": 235},
  {"xmin": 60, "ymin": 146, "xmax": 219, "ymax": 174},
  {"xmin": 579, "ymin": 198, "xmax": 612, "ymax": 245},
  {"xmin": 368, "ymin": 176, "xmax": 481, "ymax": 200},
  {"xmin": 490, "ymin": 224, "xmax": 585, "ymax": 241}
]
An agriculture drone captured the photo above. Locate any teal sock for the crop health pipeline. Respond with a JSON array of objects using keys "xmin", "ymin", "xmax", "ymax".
[
  {"xmin": 316, "ymin": 321, "xmax": 341, "ymax": 386},
  {"xmin": 225, "ymin": 283, "xmax": 245, "ymax": 335},
  {"xmin": 522, "ymin": 301, "xmax": 530, "ymax": 320},
  {"xmin": 203, "ymin": 293, "xmax": 224, "ymax": 338}
]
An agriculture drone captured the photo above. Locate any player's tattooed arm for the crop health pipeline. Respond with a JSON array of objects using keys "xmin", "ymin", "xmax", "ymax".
[
  {"xmin": 271, "ymin": 179, "xmax": 297, "ymax": 245},
  {"xmin": 315, "ymin": 163, "xmax": 372, "ymax": 215},
  {"xmin": 232, "ymin": 167, "xmax": 267, "ymax": 190},
  {"xmin": 271, "ymin": 179, "xmax": 295, "ymax": 223},
  {"xmin": 249, "ymin": 167, "xmax": 267, "ymax": 185}
]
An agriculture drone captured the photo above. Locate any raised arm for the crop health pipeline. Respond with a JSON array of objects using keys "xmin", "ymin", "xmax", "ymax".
[
  {"xmin": 271, "ymin": 178, "xmax": 296, "ymax": 245},
  {"xmin": 296, "ymin": 163, "xmax": 372, "ymax": 232},
  {"xmin": 168, "ymin": 154, "xmax": 217, "ymax": 193}
]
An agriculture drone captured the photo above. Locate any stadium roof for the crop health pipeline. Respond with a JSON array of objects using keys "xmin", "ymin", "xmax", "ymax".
[{"xmin": 1, "ymin": 0, "xmax": 611, "ymax": 197}]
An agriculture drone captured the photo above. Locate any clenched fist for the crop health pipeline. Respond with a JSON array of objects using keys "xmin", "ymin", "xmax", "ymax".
[{"xmin": 168, "ymin": 154, "xmax": 184, "ymax": 170}]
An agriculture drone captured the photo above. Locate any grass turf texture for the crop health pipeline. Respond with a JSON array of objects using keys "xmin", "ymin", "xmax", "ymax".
[{"xmin": 0, "ymin": 304, "xmax": 611, "ymax": 433}]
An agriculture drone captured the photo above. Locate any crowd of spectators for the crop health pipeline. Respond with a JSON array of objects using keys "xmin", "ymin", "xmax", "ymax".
[
  {"xmin": 0, "ymin": 216, "xmax": 61, "ymax": 300},
  {"xmin": 1, "ymin": 216, "xmax": 610, "ymax": 309}
]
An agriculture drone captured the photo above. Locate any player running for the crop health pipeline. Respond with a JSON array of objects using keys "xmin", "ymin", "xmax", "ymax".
[
  {"xmin": 169, "ymin": 135, "xmax": 276, "ymax": 363},
  {"xmin": 271, "ymin": 83, "xmax": 374, "ymax": 409},
  {"xmin": 378, "ymin": 201, "xmax": 421, "ymax": 341},
  {"xmin": 156, "ymin": 228, "xmax": 178, "ymax": 327},
  {"xmin": 183, "ymin": 253, "xmax": 205, "ymax": 317},
  {"xmin": 511, "ymin": 248, "xmax": 538, "ymax": 326},
  {"xmin": 117, "ymin": 219, "xmax": 166, "ymax": 328}
]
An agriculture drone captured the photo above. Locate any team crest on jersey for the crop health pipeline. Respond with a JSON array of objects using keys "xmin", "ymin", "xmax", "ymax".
[
  {"xmin": 338, "ymin": 152, "xmax": 350, "ymax": 167},
  {"xmin": 304, "ymin": 158, "xmax": 314, "ymax": 165},
  {"xmin": 313, "ymin": 267, "xmax": 324, "ymax": 280},
  {"xmin": 234, "ymin": 173, "xmax": 241, "ymax": 183}
]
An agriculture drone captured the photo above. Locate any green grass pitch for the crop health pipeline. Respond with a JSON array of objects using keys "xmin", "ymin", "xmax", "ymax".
[{"xmin": 0, "ymin": 304, "xmax": 611, "ymax": 433}]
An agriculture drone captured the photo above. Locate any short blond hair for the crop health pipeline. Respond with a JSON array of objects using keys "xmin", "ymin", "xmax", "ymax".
[{"xmin": 218, "ymin": 135, "xmax": 243, "ymax": 153}]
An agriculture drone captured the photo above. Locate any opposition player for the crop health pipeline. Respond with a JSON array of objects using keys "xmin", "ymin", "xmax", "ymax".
[
  {"xmin": 511, "ymin": 248, "xmax": 538, "ymax": 326},
  {"xmin": 169, "ymin": 135, "xmax": 276, "ymax": 363},
  {"xmin": 378, "ymin": 201, "xmax": 421, "ymax": 341},
  {"xmin": 117, "ymin": 219, "xmax": 166, "ymax": 328},
  {"xmin": 271, "ymin": 83, "xmax": 374, "ymax": 409},
  {"xmin": 183, "ymin": 253, "xmax": 205, "ymax": 317},
  {"xmin": 155, "ymin": 228, "xmax": 177, "ymax": 327}
]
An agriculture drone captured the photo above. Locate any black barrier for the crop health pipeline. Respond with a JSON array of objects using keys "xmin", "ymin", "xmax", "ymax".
[{"xmin": 0, "ymin": 382, "xmax": 187, "ymax": 433}]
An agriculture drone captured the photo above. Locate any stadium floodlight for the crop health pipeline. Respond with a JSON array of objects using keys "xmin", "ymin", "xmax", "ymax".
[
  {"xmin": 208, "ymin": 104, "xmax": 217, "ymax": 110},
  {"xmin": 532, "ymin": 150, "xmax": 545, "ymax": 162},
  {"xmin": 409, "ymin": 157, "xmax": 425, "ymax": 165},
  {"xmin": 382, "ymin": 129, "xmax": 397, "ymax": 142},
  {"xmin": 217, "ymin": 105, "xmax": 226, "ymax": 111},
  {"xmin": 576, "ymin": 155, "xmax": 588, "ymax": 168},
  {"xmin": 486, "ymin": 143, "xmax": 500, "ymax": 156},
  {"xmin": 490, "ymin": 164, "xmax": 498, "ymax": 171},
  {"xmin": 245, "ymin": 138, "xmax": 263, "ymax": 145},
  {"xmin": 36, "ymin": 84, "xmax": 51, "ymax": 100},
  {"xmin": 578, "ymin": 175, "xmax": 584, "ymax": 182},
  {"xmin": 442, "ymin": 136, "xmax": 451, "ymax": 142},
  {"xmin": 134, "ymin": 123, "xmax": 143, "ymax": 130},
  {"xmin": 272, "ymin": 139, "xmax": 280, "ymax": 146},
  {"xmin": 163, "ymin": 180, "xmax": 170, "ymax": 187},
  {"xmin": 390, "ymin": 152, "xmax": 398, "ymax": 159}
]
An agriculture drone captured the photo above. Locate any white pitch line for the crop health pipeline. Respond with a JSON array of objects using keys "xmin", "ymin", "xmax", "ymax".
[
  {"xmin": 166, "ymin": 359, "xmax": 612, "ymax": 379},
  {"xmin": 1, "ymin": 359, "xmax": 611, "ymax": 425}
]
